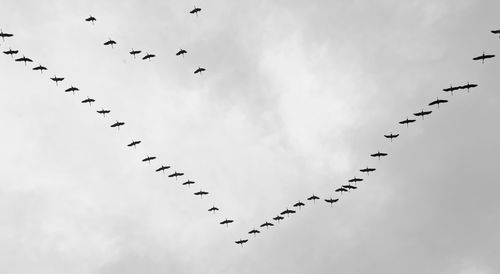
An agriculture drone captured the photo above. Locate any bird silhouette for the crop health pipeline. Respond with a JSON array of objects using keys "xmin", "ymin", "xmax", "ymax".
[
  {"xmin": 235, "ymin": 239, "xmax": 248, "ymax": 246},
  {"xmin": 50, "ymin": 75, "xmax": 64, "ymax": 86},
  {"xmin": 399, "ymin": 117, "xmax": 416, "ymax": 127},
  {"xmin": 15, "ymin": 55, "xmax": 33, "ymax": 66},
  {"xmin": 208, "ymin": 206, "xmax": 219, "ymax": 213},
  {"xmin": 168, "ymin": 171, "xmax": 184, "ymax": 179},
  {"xmin": 459, "ymin": 82, "xmax": 478, "ymax": 93},
  {"xmin": 413, "ymin": 110, "xmax": 432, "ymax": 120},
  {"xmin": 428, "ymin": 98, "xmax": 448, "ymax": 109},
  {"xmin": 360, "ymin": 167, "xmax": 376, "ymax": 175},
  {"xmin": 65, "ymin": 86, "xmax": 79, "ymax": 95},
  {"xmin": 142, "ymin": 156, "xmax": 156, "ymax": 163},
  {"xmin": 85, "ymin": 15, "xmax": 96, "ymax": 25},
  {"xmin": 472, "ymin": 52, "xmax": 495, "ymax": 64},
  {"xmin": 249, "ymin": 229, "xmax": 260, "ymax": 236},
  {"xmin": 293, "ymin": 201, "xmax": 305, "ymax": 210},
  {"xmin": 194, "ymin": 67, "xmax": 206, "ymax": 74},
  {"xmin": 129, "ymin": 49, "xmax": 141, "ymax": 58},
  {"xmin": 194, "ymin": 190, "xmax": 209, "ymax": 198},
  {"xmin": 0, "ymin": 29, "xmax": 13, "ymax": 41},
  {"xmin": 189, "ymin": 6, "xmax": 202, "ymax": 15},
  {"xmin": 325, "ymin": 198, "xmax": 339, "ymax": 206},
  {"xmin": 155, "ymin": 165, "xmax": 171, "ymax": 173},
  {"xmin": 81, "ymin": 97, "xmax": 95, "ymax": 106},
  {"xmin": 182, "ymin": 180, "xmax": 195, "ymax": 187},
  {"xmin": 260, "ymin": 221, "xmax": 274, "ymax": 228},
  {"xmin": 142, "ymin": 53, "xmax": 155, "ymax": 61},
  {"xmin": 384, "ymin": 132, "xmax": 399, "ymax": 142},
  {"xmin": 176, "ymin": 49, "xmax": 187, "ymax": 57},
  {"xmin": 307, "ymin": 194, "xmax": 320, "ymax": 204},
  {"xmin": 127, "ymin": 140, "xmax": 141, "ymax": 148},
  {"xmin": 370, "ymin": 151, "xmax": 388, "ymax": 160},
  {"xmin": 220, "ymin": 218, "xmax": 234, "ymax": 227},
  {"xmin": 104, "ymin": 38, "xmax": 116, "ymax": 48},
  {"xmin": 3, "ymin": 48, "xmax": 18, "ymax": 57},
  {"xmin": 110, "ymin": 121, "xmax": 125, "ymax": 129},
  {"xmin": 32, "ymin": 64, "xmax": 47, "ymax": 73}
]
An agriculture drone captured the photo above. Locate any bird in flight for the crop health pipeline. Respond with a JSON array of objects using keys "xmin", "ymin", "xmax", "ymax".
[
  {"xmin": 176, "ymin": 49, "xmax": 187, "ymax": 57},
  {"xmin": 3, "ymin": 48, "xmax": 18, "ymax": 57},
  {"xmin": 183, "ymin": 180, "xmax": 195, "ymax": 187},
  {"xmin": 342, "ymin": 184, "xmax": 357, "ymax": 191},
  {"xmin": 97, "ymin": 108, "xmax": 111, "ymax": 117},
  {"xmin": 273, "ymin": 215, "xmax": 284, "ymax": 223},
  {"xmin": 307, "ymin": 194, "xmax": 320, "ymax": 203},
  {"xmin": 325, "ymin": 198, "xmax": 339, "ymax": 206},
  {"xmin": 85, "ymin": 15, "xmax": 96, "ymax": 25},
  {"xmin": 0, "ymin": 29, "xmax": 13, "ymax": 41},
  {"xmin": 129, "ymin": 49, "xmax": 141, "ymax": 58},
  {"xmin": 104, "ymin": 38, "xmax": 117, "ymax": 48},
  {"xmin": 260, "ymin": 221, "xmax": 274, "ymax": 228},
  {"xmin": 220, "ymin": 218, "xmax": 234, "ymax": 227},
  {"xmin": 127, "ymin": 140, "xmax": 141, "ymax": 148},
  {"xmin": 81, "ymin": 97, "xmax": 95, "ymax": 106},
  {"xmin": 280, "ymin": 208, "xmax": 296, "ymax": 216},
  {"xmin": 194, "ymin": 67, "xmax": 206, "ymax": 74},
  {"xmin": 492, "ymin": 29, "xmax": 500, "ymax": 38},
  {"xmin": 15, "ymin": 55, "xmax": 33, "ymax": 66},
  {"xmin": 142, "ymin": 156, "xmax": 157, "ymax": 163},
  {"xmin": 65, "ymin": 86, "xmax": 79, "ymax": 95},
  {"xmin": 189, "ymin": 6, "xmax": 201, "ymax": 15},
  {"xmin": 235, "ymin": 239, "xmax": 248, "ymax": 246},
  {"xmin": 50, "ymin": 75, "xmax": 64, "ymax": 86},
  {"xmin": 249, "ymin": 229, "xmax": 260, "ymax": 236},
  {"xmin": 413, "ymin": 110, "xmax": 432, "ymax": 120},
  {"xmin": 384, "ymin": 132, "xmax": 399, "ymax": 142},
  {"xmin": 168, "ymin": 171, "xmax": 184, "ymax": 179},
  {"xmin": 459, "ymin": 82, "xmax": 478, "ymax": 93},
  {"xmin": 110, "ymin": 121, "xmax": 125, "ymax": 129},
  {"xmin": 348, "ymin": 176, "xmax": 363, "ymax": 185},
  {"xmin": 472, "ymin": 52, "xmax": 495, "ymax": 64},
  {"xmin": 399, "ymin": 117, "xmax": 416, "ymax": 127},
  {"xmin": 208, "ymin": 206, "xmax": 219, "ymax": 213},
  {"xmin": 335, "ymin": 187, "xmax": 348, "ymax": 194},
  {"xmin": 371, "ymin": 151, "xmax": 388, "ymax": 160},
  {"xmin": 360, "ymin": 167, "xmax": 376, "ymax": 175},
  {"xmin": 32, "ymin": 64, "xmax": 47, "ymax": 73},
  {"xmin": 142, "ymin": 53, "xmax": 155, "ymax": 61},
  {"xmin": 194, "ymin": 190, "xmax": 209, "ymax": 198},
  {"xmin": 293, "ymin": 201, "xmax": 305, "ymax": 210},
  {"xmin": 155, "ymin": 165, "xmax": 171, "ymax": 173},
  {"xmin": 442, "ymin": 85, "xmax": 460, "ymax": 96},
  {"xmin": 428, "ymin": 98, "xmax": 448, "ymax": 109}
]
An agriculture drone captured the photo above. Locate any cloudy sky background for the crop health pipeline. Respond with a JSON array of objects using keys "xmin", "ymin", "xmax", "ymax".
[{"xmin": 1, "ymin": 0, "xmax": 499, "ymax": 273}]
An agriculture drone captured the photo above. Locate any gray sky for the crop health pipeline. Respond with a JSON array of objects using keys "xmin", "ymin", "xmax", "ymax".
[{"xmin": 1, "ymin": 0, "xmax": 499, "ymax": 273}]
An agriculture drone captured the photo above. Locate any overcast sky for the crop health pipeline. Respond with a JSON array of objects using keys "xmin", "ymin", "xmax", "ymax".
[{"xmin": 1, "ymin": 0, "xmax": 499, "ymax": 273}]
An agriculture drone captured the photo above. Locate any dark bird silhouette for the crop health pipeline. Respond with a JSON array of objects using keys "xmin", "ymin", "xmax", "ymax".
[
  {"xmin": 428, "ymin": 98, "xmax": 448, "ymax": 109},
  {"xmin": 220, "ymin": 218, "xmax": 234, "ymax": 227},
  {"xmin": 0, "ymin": 29, "xmax": 13, "ymax": 41},
  {"xmin": 348, "ymin": 177, "xmax": 363, "ymax": 185},
  {"xmin": 443, "ymin": 85, "xmax": 461, "ymax": 95},
  {"xmin": 129, "ymin": 49, "xmax": 141, "ymax": 58},
  {"xmin": 342, "ymin": 184, "xmax": 357, "ymax": 190},
  {"xmin": 260, "ymin": 221, "xmax": 274, "ymax": 228},
  {"xmin": 413, "ymin": 109, "xmax": 432, "ymax": 120},
  {"xmin": 273, "ymin": 215, "xmax": 284, "ymax": 223},
  {"xmin": 459, "ymin": 82, "xmax": 478, "ymax": 93},
  {"xmin": 293, "ymin": 201, "xmax": 305, "ymax": 210},
  {"xmin": 104, "ymin": 38, "xmax": 116, "ymax": 48},
  {"xmin": 194, "ymin": 190, "xmax": 209, "ymax": 198},
  {"xmin": 360, "ymin": 167, "xmax": 376, "ymax": 175},
  {"xmin": 50, "ymin": 75, "xmax": 64, "ymax": 86},
  {"xmin": 280, "ymin": 208, "xmax": 296, "ymax": 216},
  {"xmin": 142, "ymin": 156, "xmax": 156, "ymax": 163},
  {"xmin": 249, "ymin": 229, "xmax": 260, "ymax": 236},
  {"xmin": 168, "ymin": 171, "xmax": 184, "ymax": 179},
  {"xmin": 85, "ymin": 15, "xmax": 96, "ymax": 25},
  {"xmin": 81, "ymin": 97, "xmax": 95, "ymax": 106},
  {"xmin": 15, "ymin": 55, "xmax": 33, "ymax": 66},
  {"xmin": 110, "ymin": 120, "xmax": 125, "ymax": 129},
  {"xmin": 176, "ymin": 49, "xmax": 187, "ymax": 57},
  {"xmin": 97, "ymin": 108, "xmax": 111, "ymax": 117},
  {"xmin": 127, "ymin": 140, "xmax": 141, "ymax": 148},
  {"xmin": 32, "ymin": 64, "xmax": 47, "ymax": 73},
  {"xmin": 384, "ymin": 132, "xmax": 399, "ymax": 142},
  {"xmin": 155, "ymin": 165, "xmax": 171, "ymax": 173},
  {"xmin": 3, "ymin": 48, "xmax": 18, "ymax": 57},
  {"xmin": 183, "ymin": 180, "xmax": 195, "ymax": 187},
  {"xmin": 325, "ymin": 198, "xmax": 339, "ymax": 206},
  {"xmin": 235, "ymin": 239, "xmax": 248, "ymax": 246},
  {"xmin": 208, "ymin": 206, "xmax": 219, "ymax": 213},
  {"xmin": 142, "ymin": 53, "xmax": 155, "ymax": 61},
  {"xmin": 371, "ymin": 151, "xmax": 388, "ymax": 160},
  {"xmin": 473, "ymin": 52, "xmax": 495, "ymax": 64},
  {"xmin": 399, "ymin": 117, "xmax": 416, "ymax": 127},
  {"xmin": 65, "ymin": 86, "xmax": 79, "ymax": 95},
  {"xmin": 194, "ymin": 67, "xmax": 206, "ymax": 74},
  {"xmin": 492, "ymin": 29, "xmax": 500, "ymax": 38},
  {"xmin": 189, "ymin": 6, "xmax": 201, "ymax": 15},
  {"xmin": 335, "ymin": 187, "xmax": 348, "ymax": 194},
  {"xmin": 307, "ymin": 194, "xmax": 320, "ymax": 203}
]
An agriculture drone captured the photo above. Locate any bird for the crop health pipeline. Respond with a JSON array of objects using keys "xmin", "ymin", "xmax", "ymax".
[
  {"xmin": 142, "ymin": 156, "xmax": 156, "ymax": 163},
  {"xmin": 325, "ymin": 198, "xmax": 339, "ymax": 207},
  {"xmin": 15, "ymin": 55, "xmax": 33, "ymax": 66},
  {"xmin": 273, "ymin": 215, "xmax": 284, "ymax": 223},
  {"xmin": 81, "ymin": 97, "xmax": 95, "ymax": 106},
  {"xmin": 208, "ymin": 206, "xmax": 219, "ymax": 213},
  {"xmin": 307, "ymin": 194, "xmax": 320, "ymax": 203},
  {"xmin": 189, "ymin": 6, "xmax": 201, "ymax": 15},
  {"xmin": 176, "ymin": 49, "xmax": 187, "ymax": 57},
  {"xmin": 142, "ymin": 53, "xmax": 155, "ymax": 61},
  {"xmin": 280, "ymin": 208, "xmax": 296, "ymax": 216},
  {"xmin": 249, "ymin": 229, "xmax": 260, "ymax": 236},
  {"xmin": 360, "ymin": 167, "xmax": 376, "ymax": 175},
  {"xmin": 293, "ymin": 201, "xmax": 305, "ymax": 210},
  {"xmin": 182, "ymin": 180, "xmax": 195, "ymax": 187},
  {"xmin": 384, "ymin": 132, "xmax": 399, "ymax": 142},
  {"xmin": 459, "ymin": 82, "xmax": 478, "ymax": 93},
  {"xmin": 110, "ymin": 121, "xmax": 125, "ymax": 129},
  {"xmin": 442, "ymin": 85, "xmax": 461, "ymax": 96},
  {"xmin": 65, "ymin": 86, "xmax": 79, "ymax": 95},
  {"xmin": 342, "ymin": 184, "xmax": 357, "ymax": 190},
  {"xmin": 50, "ymin": 75, "xmax": 64, "ymax": 86},
  {"xmin": 260, "ymin": 221, "xmax": 274, "ymax": 228},
  {"xmin": 235, "ymin": 239, "xmax": 248, "ymax": 246},
  {"xmin": 370, "ymin": 151, "xmax": 388, "ymax": 160},
  {"xmin": 3, "ymin": 48, "xmax": 18, "ymax": 57},
  {"xmin": 428, "ymin": 98, "xmax": 448, "ymax": 109},
  {"xmin": 492, "ymin": 29, "xmax": 500, "ymax": 38},
  {"xmin": 413, "ymin": 110, "xmax": 432, "ymax": 120},
  {"xmin": 194, "ymin": 67, "xmax": 206, "ymax": 74},
  {"xmin": 85, "ymin": 15, "xmax": 96, "ymax": 25},
  {"xmin": 32, "ymin": 64, "xmax": 47, "ymax": 73},
  {"xmin": 194, "ymin": 190, "xmax": 209, "ymax": 198},
  {"xmin": 348, "ymin": 177, "xmax": 363, "ymax": 185},
  {"xmin": 129, "ymin": 49, "xmax": 141, "ymax": 58},
  {"xmin": 335, "ymin": 187, "xmax": 348, "ymax": 194},
  {"xmin": 104, "ymin": 38, "xmax": 116, "ymax": 48},
  {"xmin": 127, "ymin": 140, "xmax": 141, "ymax": 148},
  {"xmin": 399, "ymin": 117, "xmax": 416, "ymax": 127},
  {"xmin": 0, "ymin": 29, "xmax": 13, "ymax": 41},
  {"xmin": 472, "ymin": 52, "xmax": 495, "ymax": 64},
  {"xmin": 97, "ymin": 109, "xmax": 111, "ymax": 117},
  {"xmin": 155, "ymin": 165, "xmax": 171, "ymax": 173},
  {"xmin": 168, "ymin": 171, "xmax": 184, "ymax": 179},
  {"xmin": 220, "ymin": 218, "xmax": 234, "ymax": 227}
]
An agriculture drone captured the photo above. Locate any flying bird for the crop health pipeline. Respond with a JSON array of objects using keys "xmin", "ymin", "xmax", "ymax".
[
  {"xmin": 127, "ymin": 140, "xmax": 141, "ymax": 148},
  {"xmin": 492, "ymin": 29, "xmax": 500, "ymax": 38},
  {"xmin": 220, "ymin": 218, "xmax": 234, "ymax": 227},
  {"xmin": 81, "ymin": 97, "xmax": 95, "ymax": 106},
  {"xmin": 155, "ymin": 165, "xmax": 171, "ymax": 173},
  {"xmin": 371, "ymin": 151, "xmax": 388, "ymax": 160},
  {"xmin": 348, "ymin": 177, "xmax": 363, "ymax": 184},
  {"xmin": 142, "ymin": 53, "xmax": 155, "ymax": 61},
  {"xmin": 235, "ymin": 239, "xmax": 248, "ymax": 246},
  {"xmin": 472, "ymin": 52, "xmax": 495, "ymax": 64},
  {"xmin": 399, "ymin": 117, "xmax": 416, "ymax": 127},
  {"xmin": 443, "ymin": 85, "xmax": 460, "ymax": 95},
  {"xmin": 183, "ymin": 180, "xmax": 195, "ymax": 187},
  {"xmin": 325, "ymin": 198, "xmax": 339, "ymax": 207},
  {"xmin": 342, "ymin": 184, "xmax": 357, "ymax": 190},
  {"xmin": 194, "ymin": 190, "xmax": 209, "ymax": 198},
  {"xmin": 360, "ymin": 167, "xmax": 376, "ymax": 175},
  {"xmin": 194, "ymin": 67, "xmax": 206, "ymax": 74},
  {"xmin": 65, "ymin": 86, "xmax": 79, "ymax": 95},
  {"xmin": 413, "ymin": 110, "xmax": 432, "ymax": 120},
  {"xmin": 280, "ymin": 208, "xmax": 296, "ymax": 216},
  {"xmin": 249, "ymin": 229, "xmax": 260, "ymax": 236},
  {"xmin": 50, "ymin": 75, "xmax": 64, "ymax": 85},
  {"xmin": 110, "ymin": 121, "xmax": 125, "ymax": 129},
  {"xmin": 428, "ymin": 98, "xmax": 448, "ymax": 108},
  {"xmin": 142, "ymin": 156, "xmax": 156, "ymax": 163},
  {"xmin": 85, "ymin": 15, "xmax": 96, "ymax": 24},
  {"xmin": 459, "ymin": 82, "xmax": 478, "ymax": 93},
  {"xmin": 0, "ymin": 29, "xmax": 13, "ymax": 41},
  {"xmin": 32, "ymin": 64, "xmax": 47, "ymax": 73},
  {"xmin": 3, "ymin": 48, "xmax": 18, "ymax": 57},
  {"xmin": 189, "ymin": 6, "xmax": 201, "ymax": 15},
  {"xmin": 273, "ymin": 216, "xmax": 284, "ymax": 223},
  {"xmin": 293, "ymin": 201, "xmax": 305, "ymax": 210},
  {"xmin": 307, "ymin": 194, "xmax": 320, "ymax": 203},
  {"xmin": 260, "ymin": 221, "xmax": 274, "ymax": 228},
  {"xmin": 15, "ymin": 55, "xmax": 33, "ymax": 66},
  {"xmin": 208, "ymin": 206, "xmax": 219, "ymax": 213},
  {"xmin": 335, "ymin": 187, "xmax": 348, "ymax": 194},
  {"xmin": 104, "ymin": 38, "xmax": 116, "ymax": 48},
  {"xmin": 168, "ymin": 171, "xmax": 184, "ymax": 179},
  {"xmin": 97, "ymin": 109, "xmax": 111, "ymax": 117},
  {"xmin": 176, "ymin": 49, "xmax": 187, "ymax": 57},
  {"xmin": 384, "ymin": 132, "xmax": 399, "ymax": 142},
  {"xmin": 129, "ymin": 49, "xmax": 141, "ymax": 58}
]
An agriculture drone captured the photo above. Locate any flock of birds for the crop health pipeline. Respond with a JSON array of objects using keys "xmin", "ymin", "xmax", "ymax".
[{"xmin": 1, "ymin": 9, "xmax": 498, "ymax": 246}]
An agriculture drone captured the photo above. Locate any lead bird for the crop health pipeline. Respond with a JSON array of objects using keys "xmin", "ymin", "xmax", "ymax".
[
  {"xmin": 473, "ymin": 52, "xmax": 495, "ymax": 64},
  {"xmin": 81, "ymin": 97, "xmax": 95, "ymax": 106},
  {"xmin": 0, "ymin": 29, "xmax": 13, "ymax": 41},
  {"xmin": 3, "ymin": 48, "xmax": 18, "ymax": 57},
  {"xmin": 127, "ymin": 140, "xmax": 141, "ymax": 148},
  {"xmin": 413, "ymin": 110, "xmax": 432, "ymax": 120},
  {"xmin": 65, "ymin": 86, "xmax": 79, "ymax": 95},
  {"xmin": 235, "ymin": 239, "xmax": 248, "ymax": 246},
  {"xmin": 168, "ymin": 171, "xmax": 184, "ymax": 179},
  {"xmin": 399, "ymin": 117, "xmax": 416, "ymax": 127},
  {"xmin": 360, "ymin": 167, "xmax": 376, "ymax": 175},
  {"xmin": 85, "ymin": 15, "xmax": 96, "ymax": 25},
  {"xmin": 325, "ymin": 198, "xmax": 339, "ymax": 207},
  {"xmin": 428, "ymin": 98, "xmax": 448, "ymax": 109},
  {"xmin": 97, "ymin": 109, "xmax": 111, "ymax": 117},
  {"xmin": 129, "ymin": 49, "xmax": 141, "ymax": 58},
  {"xmin": 371, "ymin": 151, "xmax": 388, "ymax": 160},
  {"xmin": 50, "ymin": 75, "xmax": 64, "ymax": 86},
  {"xmin": 155, "ymin": 165, "xmax": 171, "ymax": 173},
  {"xmin": 194, "ymin": 190, "xmax": 209, "ymax": 198},
  {"xmin": 15, "ymin": 55, "xmax": 33, "ymax": 66},
  {"xmin": 142, "ymin": 156, "xmax": 156, "ymax": 163},
  {"xmin": 33, "ymin": 64, "xmax": 47, "ymax": 73},
  {"xmin": 142, "ymin": 53, "xmax": 155, "ymax": 61},
  {"xmin": 104, "ymin": 38, "xmax": 116, "ymax": 48},
  {"xmin": 110, "ymin": 121, "xmax": 125, "ymax": 129},
  {"xmin": 220, "ymin": 218, "xmax": 234, "ymax": 227},
  {"xmin": 176, "ymin": 49, "xmax": 187, "ymax": 57},
  {"xmin": 194, "ymin": 67, "xmax": 206, "ymax": 74}
]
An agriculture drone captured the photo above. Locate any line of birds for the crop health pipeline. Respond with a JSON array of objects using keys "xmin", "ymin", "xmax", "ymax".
[{"xmin": 2, "ymin": 23, "xmax": 498, "ymax": 247}]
